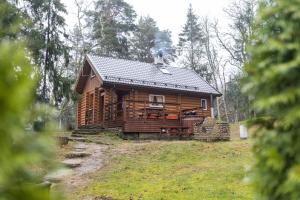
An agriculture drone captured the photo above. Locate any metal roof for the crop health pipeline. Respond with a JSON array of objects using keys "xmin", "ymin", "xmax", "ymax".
[{"xmin": 86, "ymin": 54, "xmax": 221, "ymax": 96}]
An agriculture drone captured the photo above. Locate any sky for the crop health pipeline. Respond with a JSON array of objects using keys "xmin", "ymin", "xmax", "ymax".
[{"xmin": 62, "ymin": 0, "xmax": 234, "ymax": 44}]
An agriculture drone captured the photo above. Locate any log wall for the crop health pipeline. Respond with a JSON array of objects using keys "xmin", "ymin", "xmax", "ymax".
[
  {"xmin": 77, "ymin": 76, "xmax": 213, "ymax": 132},
  {"xmin": 77, "ymin": 70, "xmax": 101, "ymax": 127},
  {"xmin": 126, "ymin": 89, "xmax": 211, "ymax": 118}
]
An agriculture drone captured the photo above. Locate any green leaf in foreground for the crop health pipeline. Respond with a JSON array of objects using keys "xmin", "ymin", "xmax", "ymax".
[
  {"xmin": 0, "ymin": 41, "xmax": 62, "ymax": 200},
  {"xmin": 243, "ymin": 0, "xmax": 300, "ymax": 199}
]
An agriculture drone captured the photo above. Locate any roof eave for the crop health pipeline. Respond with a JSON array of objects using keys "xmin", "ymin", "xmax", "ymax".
[{"xmin": 103, "ymin": 81, "xmax": 221, "ymax": 96}]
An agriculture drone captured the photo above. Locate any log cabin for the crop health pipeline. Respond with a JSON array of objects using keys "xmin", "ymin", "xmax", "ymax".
[{"xmin": 75, "ymin": 54, "xmax": 221, "ymax": 139}]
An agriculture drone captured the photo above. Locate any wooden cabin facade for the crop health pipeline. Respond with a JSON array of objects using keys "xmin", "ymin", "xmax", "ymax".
[{"xmin": 75, "ymin": 55, "xmax": 221, "ymax": 138}]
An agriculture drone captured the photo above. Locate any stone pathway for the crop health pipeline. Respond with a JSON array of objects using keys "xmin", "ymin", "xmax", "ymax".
[
  {"xmin": 45, "ymin": 141, "xmax": 107, "ymax": 195},
  {"xmin": 62, "ymin": 142, "xmax": 108, "ymax": 193},
  {"xmin": 62, "ymin": 158, "xmax": 83, "ymax": 168}
]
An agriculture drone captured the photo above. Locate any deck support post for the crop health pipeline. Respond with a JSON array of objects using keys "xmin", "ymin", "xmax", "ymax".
[
  {"xmin": 210, "ymin": 94, "xmax": 214, "ymax": 118},
  {"xmin": 123, "ymin": 100, "xmax": 127, "ymax": 122},
  {"xmin": 144, "ymin": 100, "xmax": 146, "ymax": 122}
]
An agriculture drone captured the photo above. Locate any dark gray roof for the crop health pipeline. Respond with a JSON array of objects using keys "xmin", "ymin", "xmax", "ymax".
[{"xmin": 86, "ymin": 54, "xmax": 221, "ymax": 96}]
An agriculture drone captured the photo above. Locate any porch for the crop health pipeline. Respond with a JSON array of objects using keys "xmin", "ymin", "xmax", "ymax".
[{"xmin": 104, "ymin": 100, "xmax": 206, "ymax": 135}]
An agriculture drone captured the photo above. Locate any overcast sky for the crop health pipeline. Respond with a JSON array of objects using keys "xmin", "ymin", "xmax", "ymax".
[{"xmin": 63, "ymin": 0, "xmax": 234, "ymax": 43}]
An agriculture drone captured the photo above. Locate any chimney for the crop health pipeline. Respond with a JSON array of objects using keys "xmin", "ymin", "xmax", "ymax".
[{"xmin": 154, "ymin": 49, "xmax": 164, "ymax": 66}]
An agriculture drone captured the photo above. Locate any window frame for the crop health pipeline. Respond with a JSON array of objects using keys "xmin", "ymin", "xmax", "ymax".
[
  {"xmin": 159, "ymin": 67, "xmax": 171, "ymax": 74},
  {"xmin": 149, "ymin": 94, "xmax": 165, "ymax": 108},
  {"xmin": 201, "ymin": 98, "xmax": 208, "ymax": 110}
]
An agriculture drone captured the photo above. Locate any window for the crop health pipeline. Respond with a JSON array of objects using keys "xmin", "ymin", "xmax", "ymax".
[
  {"xmin": 159, "ymin": 67, "xmax": 171, "ymax": 74},
  {"xmin": 149, "ymin": 94, "xmax": 165, "ymax": 108},
  {"xmin": 201, "ymin": 99, "xmax": 207, "ymax": 110}
]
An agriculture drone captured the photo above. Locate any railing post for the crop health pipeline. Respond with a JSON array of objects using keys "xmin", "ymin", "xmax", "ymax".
[
  {"xmin": 163, "ymin": 103, "xmax": 166, "ymax": 123},
  {"xmin": 210, "ymin": 94, "xmax": 214, "ymax": 118},
  {"xmin": 123, "ymin": 100, "xmax": 126, "ymax": 122},
  {"xmin": 144, "ymin": 100, "xmax": 146, "ymax": 122},
  {"xmin": 179, "ymin": 94, "xmax": 182, "ymax": 125}
]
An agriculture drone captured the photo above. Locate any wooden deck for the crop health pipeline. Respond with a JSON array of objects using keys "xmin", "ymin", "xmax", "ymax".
[{"xmin": 104, "ymin": 100, "xmax": 206, "ymax": 134}]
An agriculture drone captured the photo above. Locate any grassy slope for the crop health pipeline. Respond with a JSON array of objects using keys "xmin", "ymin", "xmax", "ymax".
[{"xmin": 72, "ymin": 124, "xmax": 253, "ymax": 200}]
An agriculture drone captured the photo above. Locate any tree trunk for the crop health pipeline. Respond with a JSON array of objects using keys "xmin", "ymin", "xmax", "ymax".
[{"xmin": 42, "ymin": 0, "xmax": 52, "ymax": 103}]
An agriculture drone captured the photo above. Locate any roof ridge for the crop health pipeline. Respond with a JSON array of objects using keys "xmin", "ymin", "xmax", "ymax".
[
  {"xmin": 87, "ymin": 54, "xmax": 197, "ymax": 71},
  {"xmin": 88, "ymin": 54, "xmax": 153, "ymax": 66}
]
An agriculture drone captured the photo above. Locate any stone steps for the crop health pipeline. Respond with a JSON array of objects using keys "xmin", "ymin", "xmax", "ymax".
[
  {"xmin": 68, "ymin": 137, "xmax": 88, "ymax": 142},
  {"xmin": 65, "ymin": 152, "xmax": 91, "ymax": 159},
  {"xmin": 62, "ymin": 158, "xmax": 83, "ymax": 168},
  {"xmin": 72, "ymin": 128, "xmax": 104, "ymax": 135},
  {"xmin": 44, "ymin": 168, "xmax": 73, "ymax": 183},
  {"xmin": 71, "ymin": 133, "xmax": 88, "ymax": 138}
]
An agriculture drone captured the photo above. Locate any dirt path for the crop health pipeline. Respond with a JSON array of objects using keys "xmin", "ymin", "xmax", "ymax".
[{"xmin": 62, "ymin": 142, "xmax": 108, "ymax": 194}]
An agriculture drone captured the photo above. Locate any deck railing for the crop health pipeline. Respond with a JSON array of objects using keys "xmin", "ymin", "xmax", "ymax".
[
  {"xmin": 85, "ymin": 109, "xmax": 93, "ymax": 124},
  {"xmin": 105, "ymin": 100, "xmax": 206, "ymax": 122}
]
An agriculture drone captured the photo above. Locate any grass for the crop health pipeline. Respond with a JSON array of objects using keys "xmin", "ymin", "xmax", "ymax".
[
  {"xmin": 68, "ymin": 124, "xmax": 254, "ymax": 200},
  {"xmin": 82, "ymin": 131, "xmax": 124, "ymax": 145}
]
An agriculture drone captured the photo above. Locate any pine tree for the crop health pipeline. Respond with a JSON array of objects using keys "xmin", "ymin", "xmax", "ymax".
[
  {"xmin": 243, "ymin": 0, "xmax": 300, "ymax": 199},
  {"xmin": 88, "ymin": 0, "xmax": 136, "ymax": 59},
  {"xmin": 23, "ymin": 0, "xmax": 70, "ymax": 106},
  {"xmin": 0, "ymin": 2, "xmax": 61, "ymax": 199},
  {"xmin": 0, "ymin": 0, "xmax": 21, "ymax": 40},
  {"xmin": 178, "ymin": 4, "xmax": 206, "ymax": 76},
  {"xmin": 130, "ymin": 16, "xmax": 158, "ymax": 63}
]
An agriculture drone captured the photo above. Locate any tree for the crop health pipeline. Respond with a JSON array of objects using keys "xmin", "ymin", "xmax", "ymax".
[
  {"xmin": 22, "ymin": 0, "xmax": 70, "ymax": 106},
  {"xmin": 212, "ymin": 0, "xmax": 257, "ymax": 121},
  {"xmin": 178, "ymin": 4, "xmax": 206, "ymax": 77},
  {"xmin": 225, "ymin": 74, "xmax": 250, "ymax": 122},
  {"xmin": 0, "ymin": 2, "xmax": 61, "ymax": 198},
  {"xmin": 130, "ymin": 16, "xmax": 158, "ymax": 63},
  {"xmin": 243, "ymin": 0, "xmax": 300, "ymax": 199},
  {"xmin": 0, "ymin": 0, "xmax": 21, "ymax": 40},
  {"xmin": 87, "ymin": 0, "xmax": 136, "ymax": 59},
  {"xmin": 216, "ymin": 0, "xmax": 257, "ymax": 70},
  {"xmin": 68, "ymin": 0, "xmax": 92, "ymax": 76}
]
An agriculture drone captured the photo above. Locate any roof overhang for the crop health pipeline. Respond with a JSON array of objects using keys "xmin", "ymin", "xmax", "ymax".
[
  {"xmin": 74, "ymin": 56, "xmax": 104, "ymax": 94},
  {"xmin": 103, "ymin": 81, "xmax": 222, "ymax": 97}
]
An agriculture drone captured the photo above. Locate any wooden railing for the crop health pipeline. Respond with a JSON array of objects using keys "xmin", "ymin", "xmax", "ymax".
[
  {"xmin": 85, "ymin": 109, "xmax": 93, "ymax": 124},
  {"xmin": 181, "ymin": 106, "xmax": 206, "ymax": 118},
  {"xmin": 105, "ymin": 102, "xmax": 123, "ymax": 121},
  {"xmin": 105, "ymin": 100, "xmax": 206, "ymax": 122}
]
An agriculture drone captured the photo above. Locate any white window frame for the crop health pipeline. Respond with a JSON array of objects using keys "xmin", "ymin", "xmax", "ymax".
[
  {"xmin": 149, "ymin": 94, "xmax": 165, "ymax": 108},
  {"xmin": 201, "ymin": 98, "xmax": 208, "ymax": 110},
  {"xmin": 159, "ymin": 67, "xmax": 171, "ymax": 74}
]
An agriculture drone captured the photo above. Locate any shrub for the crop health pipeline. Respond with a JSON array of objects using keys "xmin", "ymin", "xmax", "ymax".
[
  {"xmin": 0, "ymin": 41, "xmax": 61, "ymax": 200},
  {"xmin": 243, "ymin": 0, "xmax": 300, "ymax": 199}
]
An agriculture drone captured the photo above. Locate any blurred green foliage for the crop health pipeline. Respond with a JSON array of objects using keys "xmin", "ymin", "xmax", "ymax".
[
  {"xmin": 0, "ymin": 41, "xmax": 62, "ymax": 200},
  {"xmin": 243, "ymin": 0, "xmax": 300, "ymax": 199},
  {"xmin": 0, "ymin": 0, "xmax": 21, "ymax": 39}
]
